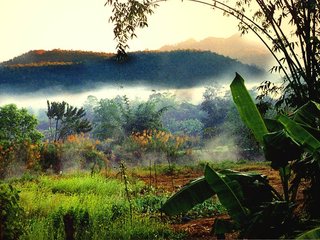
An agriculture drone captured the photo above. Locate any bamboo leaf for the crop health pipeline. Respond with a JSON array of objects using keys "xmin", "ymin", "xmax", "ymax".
[
  {"xmin": 230, "ymin": 73, "xmax": 268, "ymax": 144},
  {"xmin": 204, "ymin": 165, "xmax": 248, "ymax": 224},
  {"xmin": 161, "ymin": 177, "xmax": 215, "ymax": 216}
]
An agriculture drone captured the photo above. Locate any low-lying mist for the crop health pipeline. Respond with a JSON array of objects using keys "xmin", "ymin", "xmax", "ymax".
[
  {"xmin": 0, "ymin": 85, "xmax": 207, "ymax": 110},
  {"xmin": 0, "ymin": 73, "xmax": 269, "ymax": 112}
]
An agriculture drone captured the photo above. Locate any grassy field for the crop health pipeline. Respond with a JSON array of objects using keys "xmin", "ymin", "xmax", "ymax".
[
  {"xmin": 3, "ymin": 160, "xmax": 274, "ymax": 240},
  {"xmin": 9, "ymin": 173, "xmax": 180, "ymax": 240}
]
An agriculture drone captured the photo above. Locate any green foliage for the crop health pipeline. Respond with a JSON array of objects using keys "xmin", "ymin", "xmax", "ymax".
[
  {"xmin": 92, "ymin": 97, "xmax": 124, "ymax": 141},
  {"xmin": 152, "ymin": 93, "xmax": 204, "ymax": 142},
  {"xmin": 124, "ymin": 99, "xmax": 167, "ymax": 134},
  {"xmin": 39, "ymin": 134, "xmax": 108, "ymax": 174},
  {"xmin": 105, "ymin": 0, "xmax": 157, "ymax": 59},
  {"xmin": 200, "ymin": 86, "xmax": 231, "ymax": 137},
  {"xmin": 13, "ymin": 174, "xmax": 178, "ymax": 240},
  {"xmin": 167, "ymin": 118, "xmax": 204, "ymax": 137},
  {"xmin": 162, "ymin": 165, "xmax": 285, "ymax": 238},
  {"xmin": 230, "ymin": 73, "xmax": 268, "ymax": 144},
  {"xmin": 93, "ymin": 96, "xmax": 167, "ymax": 143},
  {"xmin": 230, "ymin": 74, "xmax": 320, "ymax": 232},
  {"xmin": 187, "ymin": 198, "xmax": 226, "ymax": 218},
  {"xmin": 224, "ymin": 104, "xmax": 261, "ymax": 159},
  {"xmin": 161, "ymin": 176, "xmax": 215, "ymax": 216},
  {"xmin": 0, "ymin": 183, "xmax": 25, "ymax": 240},
  {"xmin": 204, "ymin": 167, "xmax": 248, "ymax": 224},
  {"xmin": 0, "ymin": 104, "xmax": 43, "ymax": 178},
  {"xmin": 162, "ymin": 75, "xmax": 320, "ymax": 238},
  {"xmin": 0, "ymin": 104, "xmax": 42, "ymax": 145},
  {"xmin": 40, "ymin": 141, "xmax": 62, "ymax": 173},
  {"xmin": 296, "ymin": 226, "xmax": 320, "ymax": 239}
]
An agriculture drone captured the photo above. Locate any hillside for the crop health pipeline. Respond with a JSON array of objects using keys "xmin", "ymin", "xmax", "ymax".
[
  {"xmin": 160, "ymin": 34, "xmax": 272, "ymax": 68},
  {"xmin": 0, "ymin": 49, "xmax": 265, "ymax": 93}
]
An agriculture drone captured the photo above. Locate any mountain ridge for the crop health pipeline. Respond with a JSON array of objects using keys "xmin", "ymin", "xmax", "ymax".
[
  {"xmin": 0, "ymin": 49, "xmax": 265, "ymax": 93},
  {"xmin": 159, "ymin": 34, "xmax": 272, "ymax": 68}
]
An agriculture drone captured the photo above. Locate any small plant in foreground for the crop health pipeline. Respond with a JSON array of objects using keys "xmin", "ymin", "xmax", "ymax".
[{"xmin": 0, "ymin": 183, "xmax": 25, "ymax": 240}]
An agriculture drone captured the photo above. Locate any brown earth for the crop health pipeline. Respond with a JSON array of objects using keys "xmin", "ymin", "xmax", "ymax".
[{"xmin": 137, "ymin": 165, "xmax": 307, "ymax": 240}]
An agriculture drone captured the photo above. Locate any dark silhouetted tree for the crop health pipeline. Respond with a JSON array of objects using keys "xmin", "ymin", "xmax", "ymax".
[{"xmin": 46, "ymin": 101, "xmax": 92, "ymax": 141}]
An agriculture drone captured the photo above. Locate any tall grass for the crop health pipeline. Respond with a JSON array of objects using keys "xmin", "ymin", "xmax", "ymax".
[{"xmin": 12, "ymin": 173, "xmax": 179, "ymax": 240}]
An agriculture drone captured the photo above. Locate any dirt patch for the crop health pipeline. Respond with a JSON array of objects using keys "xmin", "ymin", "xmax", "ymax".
[
  {"xmin": 136, "ymin": 165, "xmax": 308, "ymax": 239},
  {"xmin": 171, "ymin": 216, "xmax": 239, "ymax": 240},
  {"xmin": 136, "ymin": 165, "xmax": 283, "ymax": 239},
  {"xmin": 138, "ymin": 170, "xmax": 203, "ymax": 192}
]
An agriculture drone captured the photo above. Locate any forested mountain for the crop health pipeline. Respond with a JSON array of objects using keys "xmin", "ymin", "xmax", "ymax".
[{"xmin": 0, "ymin": 49, "xmax": 264, "ymax": 93}]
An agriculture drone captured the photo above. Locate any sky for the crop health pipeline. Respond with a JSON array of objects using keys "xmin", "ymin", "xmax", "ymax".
[
  {"xmin": 0, "ymin": 0, "xmax": 268, "ymax": 109},
  {"xmin": 0, "ymin": 0, "xmax": 255, "ymax": 63}
]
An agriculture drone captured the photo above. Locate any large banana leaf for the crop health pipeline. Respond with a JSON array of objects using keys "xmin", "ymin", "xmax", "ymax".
[
  {"xmin": 230, "ymin": 73, "xmax": 268, "ymax": 144},
  {"xmin": 161, "ymin": 176, "xmax": 215, "ymax": 216},
  {"xmin": 204, "ymin": 165, "xmax": 248, "ymax": 224},
  {"xmin": 264, "ymin": 118, "xmax": 284, "ymax": 132},
  {"xmin": 263, "ymin": 130, "xmax": 303, "ymax": 169},
  {"xmin": 294, "ymin": 101, "xmax": 320, "ymax": 127},
  {"xmin": 220, "ymin": 169, "xmax": 281, "ymax": 203},
  {"xmin": 293, "ymin": 101, "xmax": 320, "ymax": 139},
  {"xmin": 278, "ymin": 115, "xmax": 320, "ymax": 153},
  {"xmin": 243, "ymin": 201, "xmax": 290, "ymax": 239},
  {"xmin": 296, "ymin": 226, "xmax": 320, "ymax": 239}
]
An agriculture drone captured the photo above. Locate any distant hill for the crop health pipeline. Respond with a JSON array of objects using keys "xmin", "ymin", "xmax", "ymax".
[
  {"xmin": 3, "ymin": 49, "xmax": 113, "ymax": 65},
  {"xmin": 159, "ymin": 34, "xmax": 272, "ymax": 68},
  {"xmin": 0, "ymin": 49, "xmax": 265, "ymax": 93}
]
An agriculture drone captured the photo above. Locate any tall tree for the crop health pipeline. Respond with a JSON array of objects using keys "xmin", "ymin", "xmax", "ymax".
[
  {"xmin": 46, "ymin": 101, "xmax": 92, "ymax": 141},
  {"xmin": 200, "ymin": 86, "xmax": 231, "ymax": 137},
  {"xmin": 0, "ymin": 104, "xmax": 42, "ymax": 145},
  {"xmin": 0, "ymin": 104, "xmax": 43, "ymax": 178},
  {"xmin": 105, "ymin": 0, "xmax": 320, "ymax": 108},
  {"xmin": 92, "ymin": 97, "xmax": 125, "ymax": 141},
  {"xmin": 93, "ymin": 96, "xmax": 168, "ymax": 141}
]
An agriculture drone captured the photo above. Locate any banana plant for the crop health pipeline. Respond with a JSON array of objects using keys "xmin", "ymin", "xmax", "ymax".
[
  {"xmin": 296, "ymin": 226, "xmax": 320, "ymax": 239},
  {"xmin": 162, "ymin": 164, "xmax": 287, "ymax": 238},
  {"xmin": 162, "ymin": 73, "xmax": 320, "ymax": 238}
]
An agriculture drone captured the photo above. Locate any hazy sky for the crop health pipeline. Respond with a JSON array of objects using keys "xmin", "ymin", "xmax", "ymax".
[{"xmin": 0, "ymin": 0, "xmax": 254, "ymax": 63}]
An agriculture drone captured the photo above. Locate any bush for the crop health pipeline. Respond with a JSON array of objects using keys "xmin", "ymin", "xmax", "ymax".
[
  {"xmin": 40, "ymin": 135, "xmax": 108, "ymax": 174},
  {"xmin": 0, "ymin": 141, "xmax": 42, "ymax": 178},
  {"xmin": 0, "ymin": 104, "xmax": 43, "ymax": 178},
  {"xmin": 40, "ymin": 141, "xmax": 62, "ymax": 173},
  {"xmin": 0, "ymin": 183, "xmax": 25, "ymax": 240}
]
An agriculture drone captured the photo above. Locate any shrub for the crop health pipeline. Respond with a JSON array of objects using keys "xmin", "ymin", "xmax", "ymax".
[
  {"xmin": 40, "ymin": 141, "xmax": 63, "ymax": 173},
  {"xmin": 0, "ymin": 104, "xmax": 43, "ymax": 178},
  {"xmin": 0, "ymin": 141, "xmax": 42, "ymax": 178},
  {"xmin": 40, "ymin": 135, "xmax": 108, "ymax": 174},
  {"xmin": 0, "ymin": 183, "xmax": 25, "ymax": 240}
]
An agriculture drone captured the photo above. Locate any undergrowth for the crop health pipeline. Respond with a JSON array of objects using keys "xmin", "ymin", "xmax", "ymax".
[{"xmin": 10, "ymin": 173, "xmax": 182, "ymax": 240}]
